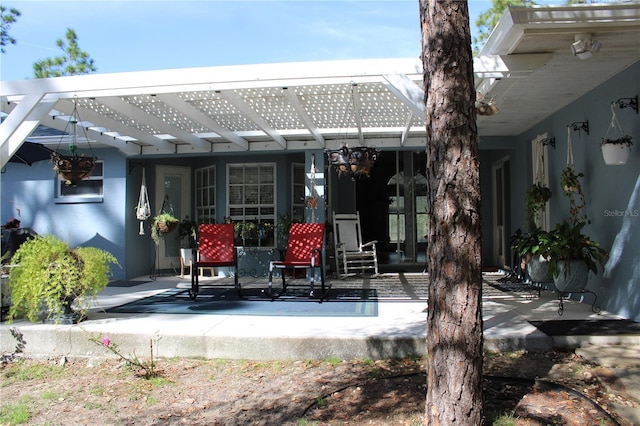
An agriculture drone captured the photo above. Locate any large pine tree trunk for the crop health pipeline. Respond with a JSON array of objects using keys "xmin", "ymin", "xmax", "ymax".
[{"xmin": 420, "ymin": 0, "xmax": 484, "ymax": 424}]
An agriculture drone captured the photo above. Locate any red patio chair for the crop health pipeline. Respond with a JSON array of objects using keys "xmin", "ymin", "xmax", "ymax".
[
  {"xmin": 190, "ymin": 223, "xmax": 240, "ymax": 300},
  {"xmin": 267, "ymin": 222, "xmax": 326, "ymax": 299}
]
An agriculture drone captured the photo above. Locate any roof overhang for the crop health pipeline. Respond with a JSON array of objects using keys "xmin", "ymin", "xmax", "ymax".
[{"xmin": 2, "ymin": 2, "xmax": 639, "ymax": 166}]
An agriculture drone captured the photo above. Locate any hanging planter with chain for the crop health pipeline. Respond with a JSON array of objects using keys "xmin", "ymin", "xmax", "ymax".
[
  {"xmin": 51, "ymin": 98, "xmax": 97, "ymax": 186},
  {"xmin": 601, "ymin": 103, "xmax": 633, "ymax": 165}
]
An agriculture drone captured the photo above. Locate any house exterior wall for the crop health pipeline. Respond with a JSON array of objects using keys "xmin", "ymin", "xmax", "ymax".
[
  {"xmin": 511, "ymin": 61, "xmax": 640, "ymax": 321},
  {"xmin": 2, "ymin": 62, "xmax": 637, "ymax": 320},
  {"xmin": 1, "ymin": 147, "xmax": 128, "ymax": 281}
]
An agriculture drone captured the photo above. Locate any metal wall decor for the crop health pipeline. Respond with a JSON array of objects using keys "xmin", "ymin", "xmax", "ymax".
[
  {"xmin": 613, "ymin": 95, "xmax": 638, "ymax": 114},
  {"xmin": 569, "ymin": 120, "xmax": 589, "ymax": 135},
  {"xmin": 325, "ymin": 145, "xmax": 380, "ymax": 178},
  {"xmin": 51, "ymin": 98, "xmax": 97, "ymax": 186}
]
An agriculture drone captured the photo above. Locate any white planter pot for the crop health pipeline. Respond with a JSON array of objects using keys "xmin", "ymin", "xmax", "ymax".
[
  {"xmin": 601, "ymin": 143, "xmax": 631, "ymax": 165},
  {"xmin": 527, "ymin": 255, "xmax": 552, "ymax": 283},
  {"xmin": 553, "ymin": 260, "xmax": 589, "ymax": 293}
]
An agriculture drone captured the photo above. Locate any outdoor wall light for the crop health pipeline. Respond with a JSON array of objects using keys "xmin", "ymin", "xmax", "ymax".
[
  {"xmin": 613, "ymin": 95, "xmax": 638, "ymax": 114},
  {"xmin": 570, "ymin": 33, "xmax": 601, "ymax": 60}
]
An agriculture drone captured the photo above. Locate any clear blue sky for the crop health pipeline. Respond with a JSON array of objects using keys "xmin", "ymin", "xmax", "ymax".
[{"xmin": 1, "ymin": 0, "xmax": 496, "ymax": 82}]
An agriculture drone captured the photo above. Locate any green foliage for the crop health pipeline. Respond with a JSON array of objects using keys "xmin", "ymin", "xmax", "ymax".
[
  {"xmin": 473, "ymin": 0, "xmax": 535, "ymax": 54},
  {"xmin": 538, "ymin": 220, "xmax": 608, "ymax": 277},
  {"xmin": 33, "ymin": 28, "xmax": 96, "ymax": 78},
  {"xmin": 511, "ymin": 226, "xmax": 550, "ymax": 258},
  {"xmin": 7, "ymin": 235, "xmax": 118, "ymax": 323},
  {"xmin": 601, "ymin": 134, "xmax": 633, "ymax": 147},
  {"xmin": 525, "ymin": 183, "xmax": 551, "ymax": 228},
  {"xmin": 151, "ymin": 212, "xmax": 179, "ymax": 245},
  {"xmin": 560, "ymin": 165, "xmax": 588, "ymax": 224},
  {"xmin": 491, "ymin": 412, "xmax": 517, "ymax": 426},
  {"xmin": 90, "ymin": 335, "xmax": 161, "ymax": 379},
  {"xmin": 0, "ymin": 6, "xmax": 20, "ymax": 54},
  {"xmin": 0, "ymin": 399, "xmax": 30, "ymax": 424},
  {"xmin": 178, "ymin": 216, "xmax": 197, "ymax": 239}
]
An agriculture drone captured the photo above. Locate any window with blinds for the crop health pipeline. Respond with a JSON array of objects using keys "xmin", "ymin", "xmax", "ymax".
[{"xmin": 227, "ymin": 163, "xmax": 276, "ymax": 247}]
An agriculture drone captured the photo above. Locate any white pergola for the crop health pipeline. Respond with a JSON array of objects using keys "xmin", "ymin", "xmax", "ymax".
[{"xmin": 2, "ymin": 3, "xmax": 639, "ymax": 168}]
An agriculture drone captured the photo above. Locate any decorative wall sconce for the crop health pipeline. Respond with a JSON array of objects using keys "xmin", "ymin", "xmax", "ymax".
[
  {"xmin": 540, "ymin": 137, "xmax": 556, "ymax": 149},
  {"xmin": 613, "ymin": 95, "xmax": 638, "ymax": 114},
  {"xmin": 569, "ymin": 121, "xmax": 589, "ymax": 135}
]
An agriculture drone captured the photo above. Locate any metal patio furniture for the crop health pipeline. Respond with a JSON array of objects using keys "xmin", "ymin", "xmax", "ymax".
[
  {"xmin": 267, "ymin": 223, "xmax": 326, "ymax": 299},
  {"xmin": 190, "ymin": 223, "xmax": 240, "ymax": 300}
]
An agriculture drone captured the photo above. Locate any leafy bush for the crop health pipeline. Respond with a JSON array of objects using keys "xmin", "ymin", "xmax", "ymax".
[{"xmin": 8, "ymin": 235, "xmax": 118, "ymax": 323}]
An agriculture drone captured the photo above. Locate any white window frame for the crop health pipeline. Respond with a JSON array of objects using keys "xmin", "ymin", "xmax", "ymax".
[
  {"xmin": 195, "ymin": 165, "xmax": 216, "ymax": 224},
  {"xmin": 54, "ymin": 160, "xmax": 104, "ymax": 204},
  {"xmin": 226, "ymin": 163, "xmax": 276, "ymax": 247}
]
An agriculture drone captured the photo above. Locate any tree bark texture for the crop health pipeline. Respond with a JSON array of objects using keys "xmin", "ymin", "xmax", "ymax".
[{"xmin": 420, "ymin": 0, "xmax": 484, "ymax": 424}]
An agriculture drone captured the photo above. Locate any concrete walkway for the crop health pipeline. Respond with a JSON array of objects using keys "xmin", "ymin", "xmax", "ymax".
[{"xmin": 2, "ymin": 272, "xmax": 639, "ymax": 360}]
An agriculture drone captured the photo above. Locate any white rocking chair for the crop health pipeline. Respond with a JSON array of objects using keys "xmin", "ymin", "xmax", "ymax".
[{"xmin": 333, "ymin": 211, "xmax": 379, "ymax": 278}]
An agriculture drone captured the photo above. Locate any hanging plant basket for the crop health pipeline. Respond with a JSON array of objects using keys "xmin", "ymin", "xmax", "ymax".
[
  {"xmin": 157, "ymin": 220, "xmax": 178, "ymax": 234},
  {"xmin": 601, "ymin": 103, "xmax": 633, "ymax": 166},
  {"xmin": 51, "ymin": 152, "xmax": 97, "ymax": 186},
  {"xmin": 601, "ymin": 135, "xmax": 632, "ymax": 166},
  {"xmin": 325, "ymin": 146, "xmax": 379, "ymax": 178}
]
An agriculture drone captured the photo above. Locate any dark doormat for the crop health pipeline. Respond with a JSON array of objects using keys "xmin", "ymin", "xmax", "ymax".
[
  {"xmin": 530, "ymin": 319, "xmax": 640, "ymax": 336},
  {"xmin": 107, "ymin": 287, "xmax": 378, "ymax": 317},
  {"xmin": 107, "ymin": 280, "xmax": 151, "ymax": 287}
]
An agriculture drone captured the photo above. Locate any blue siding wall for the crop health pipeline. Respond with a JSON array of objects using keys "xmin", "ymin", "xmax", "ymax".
[
  {"xmin": 512, "ymin": 61, "xmax": 640, "ymax": 321},
  {"xmin": 1, "ymin": 147, "xmax": 128, "ymax": 280}
]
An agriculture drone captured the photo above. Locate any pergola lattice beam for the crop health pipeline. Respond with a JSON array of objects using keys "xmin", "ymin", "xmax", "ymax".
[
  {"xmin": 54, "ymin": 99, "xmax": 173, "ymax": 154},
  {"xmin": 98, "ymin": 96, "xmax": 211, "ymax": 151},
  {"xmin": 283, "ymin": 87, "xmax": 325, "ymax": 148},
  {"xmin": 219, "ymin": 90, "xmax": 287, "ymax": 149},
  {"xmin": 156, "ymin": 93, "xmax": 249, "ymax": 151}
]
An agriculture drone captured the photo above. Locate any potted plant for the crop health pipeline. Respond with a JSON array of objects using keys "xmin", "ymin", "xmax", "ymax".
[
  {"xmin": 511, "ymin": 226, "xmax": 552, "ymax": 283},
  {"xmin": 7, "ymin": 234, "xmax": 119, "ymax": 324},
  {"xmin": 525, "ymin": 183, "xmax": 551, "ymax": 228},
  {"xmin": 151, "ymin": 212, "xmax": 179, "ymax": 245},
  {"xmin": 234, "ymin": 221, "xmax": 257, "ymax": 246},
  {"xmin": 539, "ymin": 220, "xmax": 608, "ymax": 292},
  {"xmin": 601, "ymin": 134, "xmax": 633, "ymax": 165},
  {"xmin": 51, "ymin": 151, "xmax": 97, "ymax": 186},
  {"xmin": 178, "ymin": 216, "xmax": 198, "ymax": 248}
]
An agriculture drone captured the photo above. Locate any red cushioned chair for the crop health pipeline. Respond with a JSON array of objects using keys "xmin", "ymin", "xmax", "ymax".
[
  {"xmin": 267, "ymin": 223, "xmax": 326, "ymax": 299},
  {"xmin": 190, "ymin": 223, "xmax": 240, "ymax": 300}
]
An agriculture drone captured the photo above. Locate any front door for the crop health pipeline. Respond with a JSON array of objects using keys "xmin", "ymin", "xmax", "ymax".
[{"xmin": 155, "ymin": 165, "xmax": 191, "ymax": 270}]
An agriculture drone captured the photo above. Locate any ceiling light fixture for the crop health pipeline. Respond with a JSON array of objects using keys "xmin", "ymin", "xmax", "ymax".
[{"xmin": 570, "ymin": 33, "xmax": 601, "ymax": 60}]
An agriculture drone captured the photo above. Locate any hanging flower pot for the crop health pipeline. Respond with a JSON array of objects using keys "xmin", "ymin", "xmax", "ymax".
[
  {"xmin": 51, "ymin": 98, "xmax": 99, "ymax": 187},
  {"xmin": 51, "ymin": 152, "xmax": 97, "ymax": 186},
  {"xmin": 601, "ymin": 103, "xmax": 633, "ymax": 166},
  {"xmin": 601, "ymin": 135, "xmax": 632, "ymax": 165}
]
